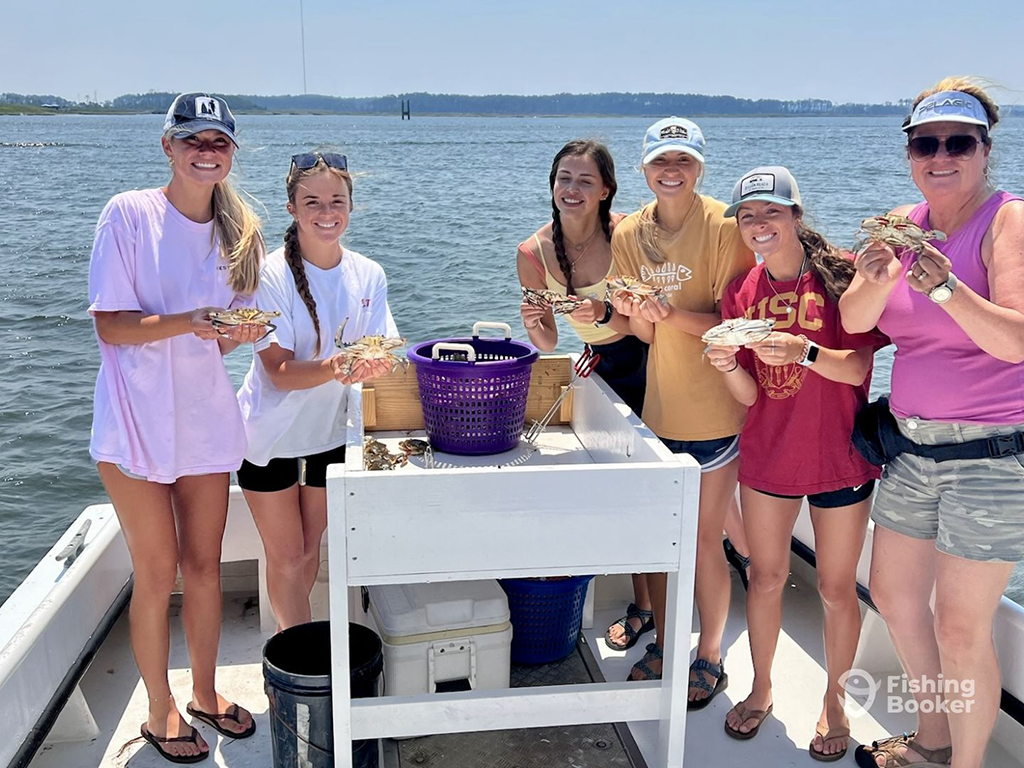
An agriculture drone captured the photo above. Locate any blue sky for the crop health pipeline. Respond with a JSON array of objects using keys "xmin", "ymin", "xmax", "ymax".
[{"xmin": 4, "ymin": 0, "xmax": 1023, "ymax": 104}]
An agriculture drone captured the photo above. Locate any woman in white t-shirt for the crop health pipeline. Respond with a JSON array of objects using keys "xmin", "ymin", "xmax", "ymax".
[
  {"xmin": 88, "ymin": 93, "xmax": 262, "ymax": 762},
  {"xmin": 237, "ymin": 152, "xmax": 398, "ymax": 630}
]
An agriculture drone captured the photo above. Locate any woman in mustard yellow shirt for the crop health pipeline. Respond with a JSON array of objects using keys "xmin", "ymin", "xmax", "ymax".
[{"xmin": 613, "ymin": 118, "xmax": 755, "ymax": 704}]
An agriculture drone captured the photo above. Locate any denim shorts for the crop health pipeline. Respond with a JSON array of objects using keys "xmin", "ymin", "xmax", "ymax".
[
  {"xmin": 660, "ymin": 435, "xmax": 740, "ymax": 474},
  {"xmin": 237, "ymin": 445, "xmax": 347, "ymax": 493},
  {"xmin": 872, "ymin": 415, "xmax": 1024, "ymax": 562}
]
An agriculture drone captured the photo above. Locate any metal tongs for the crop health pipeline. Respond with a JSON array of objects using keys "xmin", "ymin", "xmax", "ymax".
[{"xmin": 525, "ymin": 346, "xmax": 601, "ymax": 443}]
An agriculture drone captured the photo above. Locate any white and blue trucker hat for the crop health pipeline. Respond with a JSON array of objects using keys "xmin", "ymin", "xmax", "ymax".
[
  {"xmin": 163, "ymin": 92, "xmax": 239, "ymax": 146},
  {"xmin": 902, "ymin": 90, "xmax": 990, "ymax": 133},
  {"xmin": 642, "ymin": 117, "xmax": 705, "ymax": 165},
  {"xmin": 724, "ymin": 166, "xmax": 802, "ymax": 218}
]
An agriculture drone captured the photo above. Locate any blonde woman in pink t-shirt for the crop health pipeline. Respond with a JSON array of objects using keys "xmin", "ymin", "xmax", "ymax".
[{"xmin": 88, "ymin": 94, "xmax": 264, "ymax": 762}]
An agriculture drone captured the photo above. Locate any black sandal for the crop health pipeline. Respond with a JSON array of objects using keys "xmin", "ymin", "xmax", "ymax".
[
  {"xmin": 605, "ymin": 602, "xmax": 655, "ymax": 651},
  {"xmin": 687, "ymin": 657, "xmax": 728, "ymax": 710},
  {"xmin": 140, "ymin": 724, "xmax": 209, "ymax": 764},
  {"xmin": 627, "ymin": 643, "xmax": 663, "ymax": 681},
  {"xmin": 723, "ymin": 538, "xmax": 750, "ymax": 591},
  {"xmin": 186, "ymin": 702, "xmax": 256, "ymax": 739}
]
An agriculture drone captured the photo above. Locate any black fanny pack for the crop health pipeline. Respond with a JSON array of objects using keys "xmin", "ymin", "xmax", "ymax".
[{"xmin": 851, "ymin": 397, "xmax": 1024, "ymax": 467}]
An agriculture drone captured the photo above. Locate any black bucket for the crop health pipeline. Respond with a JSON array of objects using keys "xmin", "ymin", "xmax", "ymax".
[{"xmin": 263, "ymin": 621, "xmax": 384, "ymax": 768}]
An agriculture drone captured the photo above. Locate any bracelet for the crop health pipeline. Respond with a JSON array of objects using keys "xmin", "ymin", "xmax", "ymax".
[
  {"xmin": 797, "ymin": 334, "xmax": 810, "ymax": 364},
  {"xmin": 722, "ymin": 360, "xmax": 739, "ymax": 373}
]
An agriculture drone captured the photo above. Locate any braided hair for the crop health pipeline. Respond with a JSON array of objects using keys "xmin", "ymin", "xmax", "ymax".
[
  {"xmin": 284, "ymin": 155, "xmax": 354, "ymax": 357},
  {"xmin": 548, "ymin": 140, "xmax": 617, "ymax": 296},
  {"xmin": 283, "ymin": 221, "xmax": 323, "ymax": 355}
]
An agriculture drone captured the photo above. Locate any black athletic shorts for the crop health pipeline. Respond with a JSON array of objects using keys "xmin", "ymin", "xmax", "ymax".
[
  {"xmin": 751, "ymin": 480, "xmax": 875, "ymax": 509},
  {"xmin": 237, "ymin": 445, "xmax": 347, "ymax": 493}
]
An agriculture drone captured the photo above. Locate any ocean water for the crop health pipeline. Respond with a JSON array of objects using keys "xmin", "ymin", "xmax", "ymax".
[{"xmin": 1, "ymin": 114, "xmax": 1022, "ymax": 605}]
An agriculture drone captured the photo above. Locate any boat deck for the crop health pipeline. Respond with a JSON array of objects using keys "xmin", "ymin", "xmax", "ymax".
[{"xmin": 29, "ymin": 559, "xmax": 1024, "ymax": 767}]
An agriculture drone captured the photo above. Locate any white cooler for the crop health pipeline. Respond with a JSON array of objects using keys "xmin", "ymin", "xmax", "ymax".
[{"xmin": 367, "ymin": 580, "xmax": 512, "ymax": 695}]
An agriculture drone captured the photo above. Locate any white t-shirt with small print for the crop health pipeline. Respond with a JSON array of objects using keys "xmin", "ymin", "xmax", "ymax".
[{"xmin": 237, "ymin": 246, "xmax": 398, "ymax": 467}]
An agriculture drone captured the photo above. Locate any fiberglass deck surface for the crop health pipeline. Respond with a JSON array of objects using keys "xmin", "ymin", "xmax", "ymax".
[{"xmin": 30, "ymin": 561, "xmax": 1024, "ymax": 767}]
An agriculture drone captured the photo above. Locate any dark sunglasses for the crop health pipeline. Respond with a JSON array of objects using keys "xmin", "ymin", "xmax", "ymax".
[
  {"xmin": 290, "ymin": 152, "xmax": 348, "ymax": 172},
  {"xmin": 907, "ymin": 134, "xmax": 979, "ymax": 162}
]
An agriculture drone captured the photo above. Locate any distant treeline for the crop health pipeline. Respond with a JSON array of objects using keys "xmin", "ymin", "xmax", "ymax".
[{"xmin": 3, "ymin": 90, "xmax": 1021, "ymax": 117}]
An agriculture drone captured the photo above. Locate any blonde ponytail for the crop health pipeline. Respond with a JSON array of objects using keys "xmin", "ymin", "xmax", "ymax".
[{"xmin": 212, "ymin": 180, "xmax": 264, "ymax": 294}]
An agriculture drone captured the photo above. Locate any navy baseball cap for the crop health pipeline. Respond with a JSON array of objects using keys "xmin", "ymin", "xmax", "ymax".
[
  {"xmin": 163, "ymin": 93, "xmax": 238, "ymax": 146},
  {"xmin": 724, "ymin": 166, "xmax": 802, "ymax": 218},
  {"xmin": 902, "ymin": 90, "xmax": 990, "ymax": 133}
]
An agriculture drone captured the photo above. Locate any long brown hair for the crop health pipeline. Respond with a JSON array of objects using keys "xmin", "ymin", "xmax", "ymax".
[
  {"xmin": 284, "ymin": 157, "xmax": 354, "ymax": 356},
  {"xmin": 794, "ymin": 208, "xmax": 854, "ymax": 303},
  {"xmin": 549, "ymin": 140, "xmax": 617, "ymax": 295}
]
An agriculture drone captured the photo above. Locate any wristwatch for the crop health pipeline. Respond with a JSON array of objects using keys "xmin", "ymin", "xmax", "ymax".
[
  {"xmin": 797, "ymin": 336, "xmax": 819, "ymax": 367},
  {"xmin": 594, "ymin": 299, "xmax": 614, "ymax": 327},
  {"xmin": 928, "ymin": 272, "xmax": 958, "ymax": 304}
]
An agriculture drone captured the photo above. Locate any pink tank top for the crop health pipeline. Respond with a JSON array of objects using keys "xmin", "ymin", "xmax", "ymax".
[{"xmin": 879, "ymin": 191, "xmax": 1024, "ymax": 424}]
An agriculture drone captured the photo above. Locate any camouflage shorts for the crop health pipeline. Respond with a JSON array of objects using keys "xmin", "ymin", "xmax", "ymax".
[{"xmin": 872, "ymin": 415, "xmax": 1024, "ymax": 562}]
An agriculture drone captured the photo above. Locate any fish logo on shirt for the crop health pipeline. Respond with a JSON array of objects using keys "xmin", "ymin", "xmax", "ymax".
[{"xmin": 640, "ymin": 263, "xmax": 692, "ymax": 292}]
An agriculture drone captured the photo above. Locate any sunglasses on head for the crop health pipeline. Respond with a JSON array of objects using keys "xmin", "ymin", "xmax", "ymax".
[
  {"xmin": 290, "ymin": 152, "xmax": 348, "ymax": 172},
  {"xmin": 907, "ymin": 134, "xmax": 980, "ymax": 162}
]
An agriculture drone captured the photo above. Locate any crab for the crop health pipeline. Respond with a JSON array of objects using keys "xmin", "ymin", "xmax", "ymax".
[
  {"xmin": 334, "ymin": 329, "xmax": 408, "ymax": 377},
  {"xmin": 605, "ymin": 275, "xmax": 667, "ymax": 303},
  {"xmin": 398, "ymin": 438, "xmax": 430, "ymax": 456},
  {"xmin": 857, "ymin": 215, "xmax": 946, "ymax": 255},
  {"xmin": 362, "ymin": 437, "xmax": 409, "ymax": 470},
  {"xmin": 208, "ymin": 308, "xmax": 281, "ymax": 332},
  {"xmin": 365, "ymin": 452, "xmax": 408, "ymax": 471},
  {"xmin": 521, "ymin": 286, "xmax": 586, "ymax": 316},
  {"xmin": 701, "ymin": 318, "xmax": 777, "ymax": 350},
  {"xmin": 364, "ymin": 437, "xmax": 390, "ymax": 457}
]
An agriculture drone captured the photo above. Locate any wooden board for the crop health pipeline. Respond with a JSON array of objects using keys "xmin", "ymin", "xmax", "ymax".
[{"xmin": 362, "ymin": 355, "xmax": 573, "ymax": 432}]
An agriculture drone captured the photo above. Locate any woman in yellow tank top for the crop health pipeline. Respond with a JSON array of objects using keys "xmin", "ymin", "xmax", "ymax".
[{"xmin": 516, "ymin": 140, "xmax": 648, "ymax": 416}]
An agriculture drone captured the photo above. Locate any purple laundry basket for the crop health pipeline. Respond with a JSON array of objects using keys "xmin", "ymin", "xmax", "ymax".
[{"xmin": 408, "ymin": 322, "xmax": 539, "ymax": 455}]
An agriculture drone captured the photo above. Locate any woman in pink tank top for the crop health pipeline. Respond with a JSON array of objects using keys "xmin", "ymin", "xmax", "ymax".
[{"xmin": 839, "ymin": 78, "xmax": 1024, "ymax": 768}]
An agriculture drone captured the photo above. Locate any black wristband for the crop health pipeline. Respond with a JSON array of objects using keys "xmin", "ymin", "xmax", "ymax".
[{"xmin": 594, "ymin": 299, "xmax": 614, "ymax": 327}]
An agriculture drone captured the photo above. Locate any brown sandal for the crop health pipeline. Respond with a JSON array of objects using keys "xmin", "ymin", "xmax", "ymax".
[
  {"xmin": 810, "ymin": 721, "xmax": 851, "ymax": 762},
  {"xmin": 855, "ymin": 732, "xmax": 952, "ymax": 768},
  {"xmin": 724, "ymin": 701, "xmax": 773, "ymax": 740}
]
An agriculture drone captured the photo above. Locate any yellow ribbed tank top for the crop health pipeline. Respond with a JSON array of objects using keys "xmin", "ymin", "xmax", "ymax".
[{"xmin": 531, "ymin": 234, "xmax": 618, "ymax": 344}]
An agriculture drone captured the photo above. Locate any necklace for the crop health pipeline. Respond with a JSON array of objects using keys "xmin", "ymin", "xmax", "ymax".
[
  {"xmin": 763, "ymin": 256, "xmax": 806, "ymax": 314},
  {"xmin": 564, "ymin": 226, "xmax": 600, "ymax": 271}
]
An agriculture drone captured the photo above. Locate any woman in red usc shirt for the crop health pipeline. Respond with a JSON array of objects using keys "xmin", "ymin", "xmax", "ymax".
[{"xmin": 707, "ymin": 167, "xmax": 884, "ymax": 761}]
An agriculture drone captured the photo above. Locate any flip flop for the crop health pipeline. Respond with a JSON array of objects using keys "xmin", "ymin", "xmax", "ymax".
[
  {"xmin": 140, "ymin": 724, "xmax": 209, "ymax": 764},
  {"xmin": 810, "ymin": 721, "xmax": 851, "ymax": 762},
  {"xmin": 186, "ymin": 702, "xmax": 256, "ymax": 739},
  {"xmin": 724, "ymin": 701, "xmax": 773, "ymax": 740},
  {"xmin": 687, "ymin": 657, "xmax": 728, "ymax": 710},
  {"xmin": 605, "ymin": 602, "xmax": 655, "ymax": 651}
]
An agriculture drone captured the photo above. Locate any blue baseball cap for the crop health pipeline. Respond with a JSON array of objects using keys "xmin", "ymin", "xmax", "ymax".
[
  {"xmin": 163, "ymin": 93, "xmax": 238, "ymax": 146},
  {"xmin": 902, "ymin": 90, "xmax": 989, "ymax": 133},
  {"xmin": 724, "ymin": 166, "xmax": 802, "ymax": 218},
  {"xmin": 642, "ymin": 117, "xmax": 705, "ymax": 165}
]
